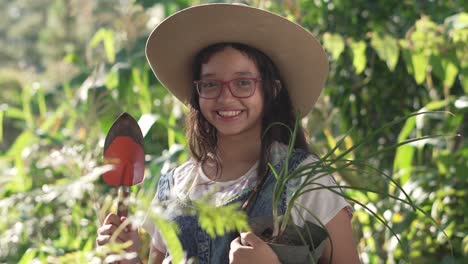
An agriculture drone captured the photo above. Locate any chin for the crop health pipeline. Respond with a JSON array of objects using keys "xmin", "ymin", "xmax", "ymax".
[
  {"xmin": 216, "ymin": 124, "xmax": 261, "ymax": 139},
  {"xmin": 216, "ymin": 128, "xmax": 245, "ymax": 137}
]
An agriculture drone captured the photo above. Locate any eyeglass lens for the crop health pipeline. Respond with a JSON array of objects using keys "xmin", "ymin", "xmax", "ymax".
[{"xmin": 197, "ymin": 78, "xmax": 257, "ymax": 98}]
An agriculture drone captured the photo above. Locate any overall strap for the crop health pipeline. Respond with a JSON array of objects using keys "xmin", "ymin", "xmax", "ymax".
[
  {"xmin": 208, "ymin": 149, "xmax": 311, "ymax": 264},
  {"xmin": 243, "ymin": 148, "xmax": 310, "ymax": 216},
  {"xmin": 156, "ymin": 168, "xmax": 176, "ymax": 202}
]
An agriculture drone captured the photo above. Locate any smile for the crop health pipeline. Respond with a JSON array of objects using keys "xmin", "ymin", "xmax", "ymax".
[{"xmin": 216, "ymin": 110, "xmax": 243, "ymax": 117}]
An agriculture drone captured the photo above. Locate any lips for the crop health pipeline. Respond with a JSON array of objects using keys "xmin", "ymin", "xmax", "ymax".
[{"xmin": 216, "ymin": 110, "xmax": 243, "ymax": 117}]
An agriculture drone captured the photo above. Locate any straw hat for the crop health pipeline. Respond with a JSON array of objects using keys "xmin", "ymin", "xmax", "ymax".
[{"xmin": 146, "ymin": 3, "xmax": 328, "ymax": 117}]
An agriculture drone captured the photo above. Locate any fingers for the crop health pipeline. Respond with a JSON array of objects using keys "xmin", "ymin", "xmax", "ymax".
[
  {"xmin": 240, "ymin": 232, "xmax": 264, "ymax": 247},
  {"xmin": 104, "ymin": 213, "xmax": 121, "ymax": 226},
  {"xmin": 230, "ymin": 232, "xmax": 263, "ymax": 249},
  {"xmin": 230, "ymin": 232, "xmax": 280, "ymax": 264},
  {"xmin": 97, "ymin": 226, "xmax": 136, "ymax": 246},
  {"xmin": 229, "ymin": 236, "xmax": 250, "ymax": 264},
  {"xmin": 99, "ymin": 224, "xmax": 118, "ymax": 235},
  {"xmin": 120, "ymin": 216, "xmax": 139, "ymax": 232},
  {"xmin": 96, "ymin": 233, "xmax": 110, "ymax": 246},
  {"xmin": 230, "ymin": 236, "xmax": 243, "ymax": 250},
  {"xmin": 97, "ymin": 214, "xmax": 137, "ymax": 246}
]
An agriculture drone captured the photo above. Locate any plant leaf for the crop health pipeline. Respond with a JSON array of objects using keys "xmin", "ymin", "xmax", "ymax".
[
  {"xmin": 153, "ymin": 216, "xmax": 184, "ymax": 264},
  {"xmin": 441, "ymin": 56, "xmax": 459, "ymax": 89},
  {"xmin": 371, "ymin": 33, "xmax": 399, "ymax": 71},
  {"xmin": 89, "ymin": 28, "xmax": 115, "ymax": 63},
  {"xmin": 461, "ymin": 67, "xmax": 468, "ymax": 94},
  {"xmin": 411, "ymin": 51, "xmax": 429, "ymax": 84},
  {"xmin": 18, "ymin": 249, "xmax": 37, "ymax": 264},
  {"xmin": 323, "ymin": 33, "xmax": 345, "ymax": 61},
  {"xmin": 349, "ymin": 39, "xmax": 367, "ymax": 74},
  {"xmin": 196, "ymin": 201, "xmax": 250, "ymax": 238},
  {"xmin": 393, "ymin": 145, "xmax": 415, "ymax": 185},
  {"xmin": 431, "ymin": 54, "xmax": 459, "ymax": 89}
]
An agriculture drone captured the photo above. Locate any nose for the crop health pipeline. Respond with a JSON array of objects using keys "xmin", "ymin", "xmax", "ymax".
[{"xmin": 217, "ymin": 82, "xmax": 235, "ymax": 101}]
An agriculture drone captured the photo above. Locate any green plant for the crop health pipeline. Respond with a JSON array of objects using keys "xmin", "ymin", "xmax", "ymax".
[{"xmin": 266, "ymin": 111, "xmax": 457, "ymax": 263}]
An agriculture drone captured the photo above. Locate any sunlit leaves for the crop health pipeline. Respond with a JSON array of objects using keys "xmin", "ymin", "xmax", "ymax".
[
  {"xmin": 410, "ymin": 51, "xmax": 429, "ymax": 85},
  {"xmin": 393, "ymin": 144, "xmax": 415, "ymax": 186},
  {"xmin": 89, "ymin": 28, "xmax": 116, "ymax": 63},
  {"xmin": 445, "ymin": 13, "xmax": 468, "ymax": 71},
  {"xmin": 196, "ymin": 201, "xmax": 250, "ymax": 238},
  {"xmin": 17, "ymin": 248, "xmax": 37, "ymax": 264},
  {"xmin": 402, "ymin": 15, "xmax": 465, "ymax": 90},
  {"xmin": 132, "ymin": 67, "xmax": 153, "ymax": 114},
  {"xmin": 431, "ymin": 55, "xmax": 459, "ymax": 90},
  {"xmin": 371, "ymin": 33, "xmax": 399, "ymax": 72},
  {"xmin": 393, "ymin": 113, "xmax": 417, "ymax": 185},
  {"xmin": 349, "ymin": 39, "xmax": 367, "ymax": 74},
  {"xmin": 152, "ymin": 216, "xmax": 184, "ymax": 264},
  {"xmin": 322, "ymin": 32, "xmax": 345, "ymax": 61},
  {"xmin": 461, "ymin": 67, "xmax": 468, "ymax": 93},
  {"xmin": 1, "ymin": 1, "xmax": 467, "ymax": 263},
  {"xmin": 401, "ymin": 41, "xmax": 429, "ymax": 85},
  {"xmin": 138, "ymin": 113, "xmax": 158, "ymax": 137},
  {"xmin": 0, "ymin": 109, "xmax": 3, "ymax": 143},
  {"xmin": 463, "ymin": 236, "xmax": 468, "ymax": 256},
  {"xmin": 411, "ymin": 16, "xmax": 444, "ymax": 56}
]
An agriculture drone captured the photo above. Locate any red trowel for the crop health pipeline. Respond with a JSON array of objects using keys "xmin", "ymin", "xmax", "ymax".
[{"xmin": 103, "ymin": 112, "xmax": 145, "ymax": 217}]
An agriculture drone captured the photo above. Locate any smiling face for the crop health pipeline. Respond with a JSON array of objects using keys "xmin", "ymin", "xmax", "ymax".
[{"xmin": 198, "ymin": 47, "xmax": 264, "ymax": 139}]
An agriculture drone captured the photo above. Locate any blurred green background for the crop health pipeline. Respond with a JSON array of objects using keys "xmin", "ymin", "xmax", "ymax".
[{"xmin": 0, "ymin": 0, "xmax": 466, "ymax": 263}]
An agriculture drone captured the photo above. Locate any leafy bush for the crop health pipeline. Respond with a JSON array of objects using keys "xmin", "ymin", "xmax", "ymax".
[{"xmin": 0, "ymin": 0, "xmax": 466, "ymax": 263}]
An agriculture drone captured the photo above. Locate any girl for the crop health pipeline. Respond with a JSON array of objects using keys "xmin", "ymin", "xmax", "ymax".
[{"xmin": 97, "ymin": 3, "xmax": 360, "ymax": 264}]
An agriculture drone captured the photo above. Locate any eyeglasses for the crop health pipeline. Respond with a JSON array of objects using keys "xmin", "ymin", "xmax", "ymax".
[{"xmin": 194, "ymin": 78, "xmax": 262, "ymax": 99}]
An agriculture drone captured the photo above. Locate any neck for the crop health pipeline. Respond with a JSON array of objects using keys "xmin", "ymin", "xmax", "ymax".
[{"xmin": 216, "ymin": 132, "xmax": 262, "ymax": 164}]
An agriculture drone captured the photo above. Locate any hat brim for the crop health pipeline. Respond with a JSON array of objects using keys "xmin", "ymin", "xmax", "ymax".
[{"xmin": 146, "ymin": 3, "xmax": 328, "ymax": 118}]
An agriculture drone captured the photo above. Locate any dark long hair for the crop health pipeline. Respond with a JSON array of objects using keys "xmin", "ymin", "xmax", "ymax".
[{"xmin": 186, "ymin": 42, "xmax": 309, "ymax": 210}]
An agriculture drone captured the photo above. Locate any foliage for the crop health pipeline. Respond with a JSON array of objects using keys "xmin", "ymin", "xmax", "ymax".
[
  {"xmin": 268, "ymin": 112, "xmax": 456, "ymax": 261},
  {"xmin": 0, "ymin": 0, "xmax": 466, "ymax": 263},
  {"xmin": 196, "ymin": 201, "xmax": 250, "ymax": 238}
]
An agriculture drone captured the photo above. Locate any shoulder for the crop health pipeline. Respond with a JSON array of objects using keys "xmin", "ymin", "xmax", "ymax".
[
  {"xmin": 287, "ymin": 156, "xmax": 351, "ymax": 226},
  {"xmin": 157, "ymin": 159, "xmax": 199, "ymax": 201},
  {"xmin": 172, "ymin": 159, "xmax": 198, "ymax": 180},
  {"xmin": 270, "ymin": 141, "xmax": 311, "ymax": 165},
  {"xmin": 287, "ymin": 153, "xmax": 337, "ymax": 190},
  {"xmin": 158, "ymin": 159, "xmax": 198, "ymax": 182}
]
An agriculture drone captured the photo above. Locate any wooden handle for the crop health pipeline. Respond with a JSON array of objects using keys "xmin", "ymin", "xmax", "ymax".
[{"xmin": 117, "ymin": 186, "xmax": 130, "ymax": 217}]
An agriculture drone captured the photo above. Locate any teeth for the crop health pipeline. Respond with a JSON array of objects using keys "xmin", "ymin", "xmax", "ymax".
[{"xmin": 217, "ymin": 110, "xmax": 241, "ymax": 117}]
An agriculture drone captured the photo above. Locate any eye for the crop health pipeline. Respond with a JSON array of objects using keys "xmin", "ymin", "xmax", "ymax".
[
  {"xmin": 201, "ymin": 80, "xmax": 220, "ymax": 89},
  {"xmin": 235, "ymin": 78, "xmax": 254, "ymax": 88}
]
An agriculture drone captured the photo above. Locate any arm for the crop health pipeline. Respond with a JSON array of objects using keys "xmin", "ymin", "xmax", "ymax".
[{"xmin": 320, "ymin": 208, "xmax": 360, "ymax": 264}]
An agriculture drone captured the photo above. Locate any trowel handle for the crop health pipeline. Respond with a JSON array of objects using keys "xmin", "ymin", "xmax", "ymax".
[{"xmin": 117, "ymin": 186, "xmax": 130, "ymax": 217}]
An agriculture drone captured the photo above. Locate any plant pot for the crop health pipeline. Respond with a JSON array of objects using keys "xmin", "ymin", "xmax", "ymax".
[{"xmin": 249, "ymin": 215, "xmax": 328, "ymax": 264}]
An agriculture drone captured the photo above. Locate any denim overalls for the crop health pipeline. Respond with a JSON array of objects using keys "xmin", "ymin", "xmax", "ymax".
[{"xmin": 156, "ymin": 149, "xmax": 310, "ymax": 263}]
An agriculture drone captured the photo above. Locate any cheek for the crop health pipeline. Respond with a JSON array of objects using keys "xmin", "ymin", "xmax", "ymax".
[
  {"xmin": 198, "ymin": 99, "xmax": 211, "ymax": 117},
  {"xmin": 254, "ymin": 89, "xmax": 265, "ymax": 113}
]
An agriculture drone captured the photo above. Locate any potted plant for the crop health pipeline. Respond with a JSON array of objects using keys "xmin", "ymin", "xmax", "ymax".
[{"xmin": 248, "ymin": 112, "xmax": 453, "ymax": 264}]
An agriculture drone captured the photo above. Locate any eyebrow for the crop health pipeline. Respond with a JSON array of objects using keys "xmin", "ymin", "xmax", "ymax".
[{"xmin": 200, "ymin": 71, "xmax": 256, "ymax": 78}]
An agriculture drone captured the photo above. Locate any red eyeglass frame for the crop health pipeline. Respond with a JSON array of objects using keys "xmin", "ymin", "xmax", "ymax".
[{"xmin": 193, "ymin": 78, "xmax": 262, "ymax": 99}]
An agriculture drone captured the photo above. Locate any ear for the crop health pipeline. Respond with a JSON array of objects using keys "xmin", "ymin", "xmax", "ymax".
[{"xmin": 273, "ymin": 80, "xmax": 282, "ymax": 97}]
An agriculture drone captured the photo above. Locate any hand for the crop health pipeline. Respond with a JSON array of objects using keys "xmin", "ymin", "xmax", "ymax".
[
  {"xmin": 96, "ymin": 213, "xmax": 141, "ymax": 263},
  {"xmin": 229, "ymin": 232, "xmax": 281, "ymax": 264}
]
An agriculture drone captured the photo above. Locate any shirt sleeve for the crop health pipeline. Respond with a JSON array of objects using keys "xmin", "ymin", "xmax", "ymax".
[{"xmin": 287, "ymin": 155, "xmax": 352, "ymax": 228}]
